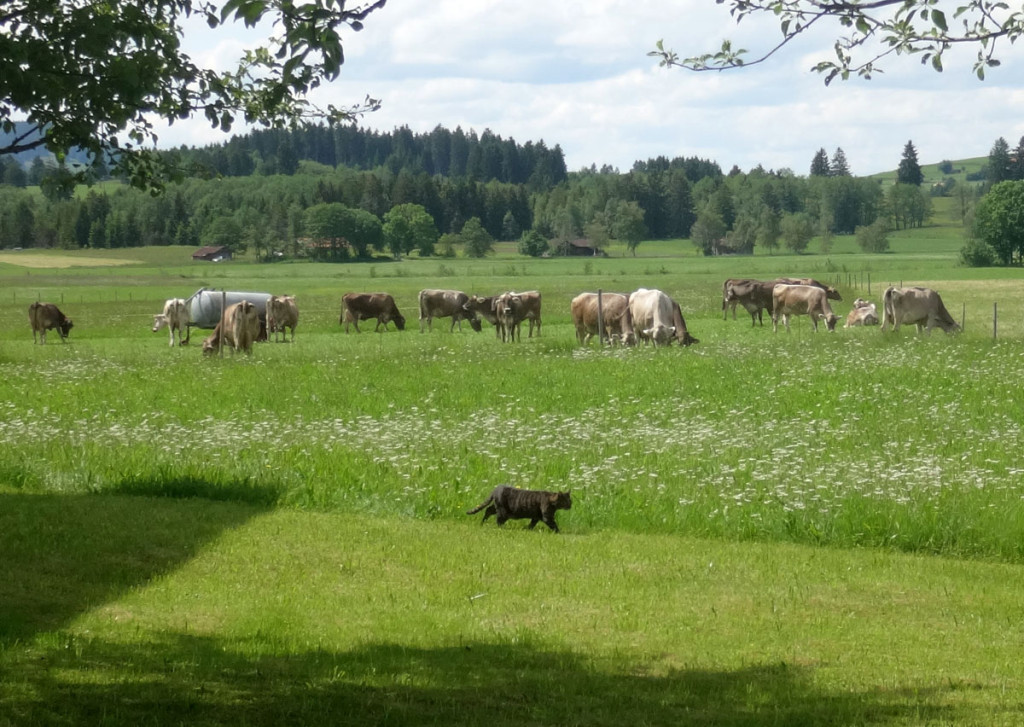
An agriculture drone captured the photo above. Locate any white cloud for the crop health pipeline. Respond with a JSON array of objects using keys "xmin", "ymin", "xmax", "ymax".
[{"xmin": 156, "ymin": 0, "xmax": 1024, "ymax": 175}]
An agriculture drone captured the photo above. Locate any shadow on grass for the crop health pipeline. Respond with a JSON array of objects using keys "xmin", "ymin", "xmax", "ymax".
[
  {"xmin": 0, "ymin": 492, "xmax": 267, "ymax": 643},
  {"xmin": 1, "ymin": 634, "xmax": 960, "ymax": 726}
]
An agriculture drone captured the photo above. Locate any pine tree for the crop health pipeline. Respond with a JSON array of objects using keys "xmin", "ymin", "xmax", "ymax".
[
  {"xmin": 988, "ymin": 137, "xmax": 1013, "ymax": 184},
  {"xmin": 810, "ymin": 148, "xmax": 831, "ymax": 177},
  {"xmin": 830, "ymin": 147, "xmax": 851, "ymax": 176},
  {"xmin": 896, "ymin": 140, "xmax": 924, "ymax": 186}
]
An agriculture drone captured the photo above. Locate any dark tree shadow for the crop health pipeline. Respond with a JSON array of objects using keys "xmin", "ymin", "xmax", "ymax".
[
  {"xmin": 1, "ymin": 635, "xmax": 964, "ymax": 726},
  {"xmin": 0, "ymin": 491, "xmax": 267, "ymax": 643}
]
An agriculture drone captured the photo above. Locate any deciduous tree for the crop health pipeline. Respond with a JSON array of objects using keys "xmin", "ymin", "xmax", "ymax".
[
  {"xmin": 1, "ymin": 0, "xmax": 386, "ymax": 192},
  {"xmin": 973, "ymin": 180, "xmax": 1024, "ymax": 265}
]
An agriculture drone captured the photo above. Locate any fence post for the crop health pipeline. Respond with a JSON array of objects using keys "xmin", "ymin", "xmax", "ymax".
[
  {"xmin": 219, "ymin": 290, "xmax": 227, "ymax": 358},
  {"xmin": 994, "ymin": 302, "xmax": 998, "ymax": 340},
  {"xmin": 597, "ymin": 289, "xmax": 605, "ymax": 347}
]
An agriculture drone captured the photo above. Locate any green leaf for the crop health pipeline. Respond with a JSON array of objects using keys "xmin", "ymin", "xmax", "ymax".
[
  {"xmin": 931, "ymin": 9, "xmax": 947, "ymax": 32},
  {"xmin": 931, "ymin": 53, "xmax": 943, "ymax": 71}
]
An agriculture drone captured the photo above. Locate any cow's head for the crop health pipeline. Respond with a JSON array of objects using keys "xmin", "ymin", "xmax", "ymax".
[
  {"xmin": 822, "ymin": 313, "xmax": 839, "ymax": 332},
  {"xmin": 619, "ymin": 330, "xmax": 637, "ymax": 346},
  {"xmin": 826, "ymin": 287, "xmax": 842, "ymax": 302},
  {"xmin": 152, "ymin": 314, "xmax": 168, "ymax": 333},
  {"xmin": 393, "ymin": 313, "xmax": 406, "ymax": 331},
  {"xmin": 59, "ymin": 319, "xmax": 73, "ymax": 339},
  {"xmin": 468, "ymin": 315, "xmax": 482, "ymax": 332},
  {"xmin": 644, "ymin": 324, "xmax": 676, "ymax": 345}
]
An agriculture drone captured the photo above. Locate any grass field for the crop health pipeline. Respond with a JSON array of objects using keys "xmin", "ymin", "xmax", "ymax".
[{"xmin": 4, "ymin": 227, "xmax": 1024, "ymax": 724}]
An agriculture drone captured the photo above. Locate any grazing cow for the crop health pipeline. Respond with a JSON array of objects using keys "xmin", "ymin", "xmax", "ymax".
[
  {"xmin": 267, "ymin": 295, "xmax": 299, "ymax": 342},
  {"xmin": 493, "ymin": 290, "xmax": 542, "ymax": 343},
  {"xmin": 723, "ymin": 279, "xmax": 776, "ymax": 327},
  {"xmin": 201, "ymin": 300, "xmax": 260, "ymax": 355},
  {"xmin": 669, "ymin": 298, "xmax": 700, "ymax": 346},
  {"xmin": 465, "ymin": 295, "xmax": 501, "ymax": 338},
  {"xmin": 880, "ymin": 287, "xmax": 960, "ymax": 334},
  {"xmin": 629, "ymin": 288, "xmax": 677, "ymax": 346},
  {"xmin": 152, "ymin": 298, "xmax": 190, "ymax": 347},
  {"xmin": 418, "ymin": 289, "xmax": 481, "ymax": 333},
  {"xmin": 844, "ymin": 298, "xmax": 879, "ymax": 328},
  {"xmin": 570, "ymin": 292, "xmax": 636, "ymax": 346},
  {"xmin": 722, "ymin": 278, "xmax": 759, "ymax": 320},
  {"xmin": 28, "ymin": 302, "xmax": 73, "ymax": 344},
  {"xmin": 776, "ymin": 277, "xmax": 843, "ymax": 302},
  {"xmin": 341, "ymin": 292, "xmax": 406, "ymax": 333},
  {"xmin": 772, "ymin": 284, "xmax": 839, "ymax": 333}
]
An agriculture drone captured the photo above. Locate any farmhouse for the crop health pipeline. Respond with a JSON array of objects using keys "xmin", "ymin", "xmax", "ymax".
[{"xmin": 192, "ymin": 245, "xmax": 232, "ymax": 262}]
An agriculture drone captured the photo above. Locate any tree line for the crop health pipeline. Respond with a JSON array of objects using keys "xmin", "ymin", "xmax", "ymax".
[{"xmin": 0, "ymin": 125, "xmax": 938, "ymax": 259}]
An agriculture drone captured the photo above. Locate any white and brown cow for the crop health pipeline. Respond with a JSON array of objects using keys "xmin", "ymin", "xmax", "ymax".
[
  {"xmin": 28, "ymin": 302, "xmax": 73, "ymax": 344},
  {"xmin": 267, "ymin": 295, "xmax": 299, "ymax": 342},
  {"xmin": 772, "ymin": 284, "xmax": 839, "ymax": 333},
  {"xmin": 880, "ymin": 287, "xmax": 960, "ymax": 334},
  {"xmin": 629, "ymin": 288, "xmax": 677, "ymax": 346},
  {"xmin": 418, "ymin": 289, "xmax": 481, "ymax": 333},
  {"xmin": 844, "ymin": 298, "xmax": 879, "ymax": 328},
  {"xmin": 152, "ymin": 298, "xmax": 190, "ymax": 346},
  {"xmin": 570, "ymin": 292, "xmax": 636, "ymax": 346},
  {"xmin": 341, "ymin": 293, "xmax": 406, "ymax": 333},
  {"xmin": 202, "ymin": 300, "xmax": 260, "ymax": 355}
]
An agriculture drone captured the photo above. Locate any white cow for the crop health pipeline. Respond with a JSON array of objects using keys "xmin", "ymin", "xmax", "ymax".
[
  {"xmin": 772, "ymin": 284, "xmax": 839, "ymax": 333},
  {"xmin": 152, "ymin": 298, "xmax": 190, "ymax": 347},
  {"xmin": 880, "ymin": 287, "xmax": 960, "ymax": 334},
  {"xmin": 628, "ymin": 288, "xmax": 676, "ymax": 346}
]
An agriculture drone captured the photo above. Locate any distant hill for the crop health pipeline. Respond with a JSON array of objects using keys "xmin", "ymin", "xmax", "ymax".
[
  {"xmin": 0, "ymin": 122, "xmax": 94, "ymax": 168},
  {"xmin": 870, "ymin": 156, "xmax": 987, "ymax": 186}
]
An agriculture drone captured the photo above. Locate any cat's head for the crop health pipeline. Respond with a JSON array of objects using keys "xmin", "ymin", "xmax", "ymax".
[{"xmin": 551, "ymin": 491, "xmax": 572, "ymax": 509}]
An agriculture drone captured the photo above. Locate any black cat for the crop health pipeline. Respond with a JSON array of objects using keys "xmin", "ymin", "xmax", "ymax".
[{"xmin": 466, "ymin": 485, "xmax": 572, "ymax": 533}]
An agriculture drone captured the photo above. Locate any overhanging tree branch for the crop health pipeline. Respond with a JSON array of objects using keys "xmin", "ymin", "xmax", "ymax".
[{"xmin": 651, "ymin": 0, "xmax": 1024, "ymax": 83}]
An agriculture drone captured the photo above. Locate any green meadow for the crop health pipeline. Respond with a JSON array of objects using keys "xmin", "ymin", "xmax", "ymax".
[{"xmin": 4, "ymin": 220, "xmax": 1024, "ymax": 725}]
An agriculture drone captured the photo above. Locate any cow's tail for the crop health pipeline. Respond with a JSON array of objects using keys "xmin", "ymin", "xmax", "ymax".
[
  {"xmin": 881, "ymin": 287, "xmax": 895, "ymax": 331},
  {"xmin": 466, "ymin": 496, "xmax": 494, "ymax": 515}
]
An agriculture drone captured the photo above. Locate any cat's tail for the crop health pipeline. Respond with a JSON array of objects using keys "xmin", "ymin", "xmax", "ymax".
[{"xmin": 466, "ymin": 496, "xmax": 493, "ymax": 515}]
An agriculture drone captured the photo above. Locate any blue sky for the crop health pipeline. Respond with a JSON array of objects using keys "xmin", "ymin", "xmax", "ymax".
[{"xmin": 166, "ymin": 0, "xmax": 1024, "ymax": 176}]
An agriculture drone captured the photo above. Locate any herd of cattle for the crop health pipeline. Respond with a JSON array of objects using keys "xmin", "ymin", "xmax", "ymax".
[{"xmin": 25, "ymin": 276, "xmax": 962, "ymax": 352}]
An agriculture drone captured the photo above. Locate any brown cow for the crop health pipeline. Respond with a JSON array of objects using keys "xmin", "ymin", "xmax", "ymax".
[
  {"xmin": 465, "ymin": 295, "xmax": 501, "ymax": 338},
  {"xmin": 772, "ymin": 284, "xmax": 839, "ymax": 333},
  {"xmin": 267, "ymin": 295, "xmax": 299, "ymax": 342},
  {"xmin": 418, "ymin": 289, "xmax": 481, "ymax": 332},
  {"xmin": 570, "ymin": 292, "xmax": 636, "ymax": 346},
  {"xmin": 341, "ymin": 293, "xmax": 406, "ymax": 333},
  {"xmin": 723, "ymin": 279, "xmax": 776, "ymax": 327},
  {"xmin": 776, "ymin": 277, "xmax": 843, "ymax": 302},
  {"xmin": 29, "ymin": 302, "xmax": 73, "ymax": 344},
  {"xmin": 669, "ymin": 298, "xmax": 699, "ymax": 346},
  {"xmin": 202, "ymin": 300, "xmax": 260, "ymax": 355},
  {"xmin": 722, "ymin": 278, "xmax": 759, "ymax": 320},
  {"xmin": 492, "ymin": 291, "xmax": 541, "ymax": 343},
  {"xmin": 880, "ymin": 287, "xmax": 960, "ymax": 334}
]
